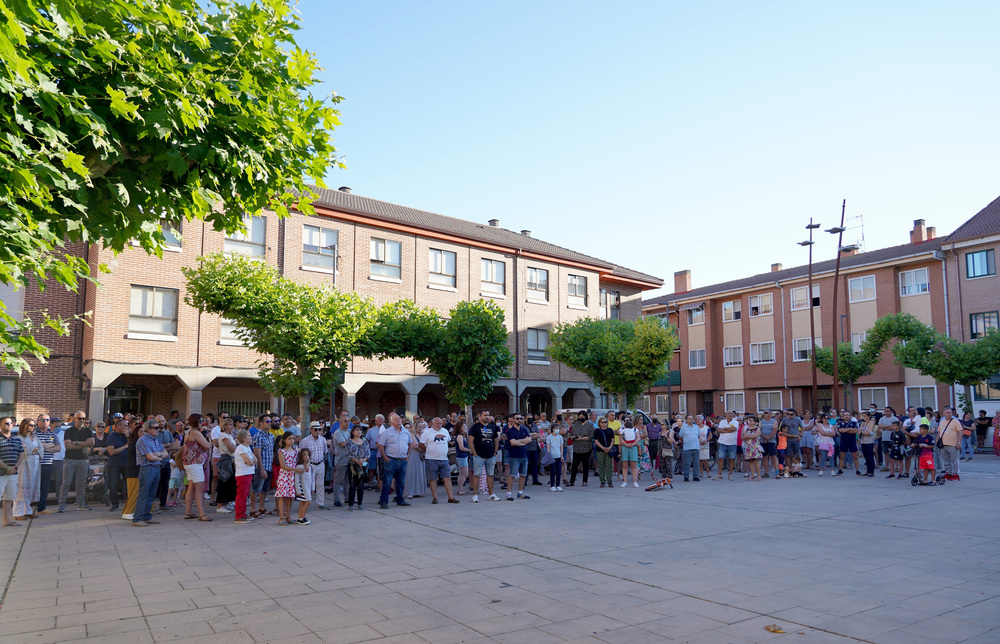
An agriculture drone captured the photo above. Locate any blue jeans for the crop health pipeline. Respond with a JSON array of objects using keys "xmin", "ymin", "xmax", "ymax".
[
  {"xmin": 961, "ymin": 435, "xmax": 976, "ymax": 459},
  {"xmin": 133, "ymin": 466, "xmax": 161, "ymax": 523},
  {"xmin": 683, "ymin": 449, "xmax": 700, "ymax": 479},
  {"xmin": 379, "ymin": 458, "xmax": 407, "ymax": 506}
]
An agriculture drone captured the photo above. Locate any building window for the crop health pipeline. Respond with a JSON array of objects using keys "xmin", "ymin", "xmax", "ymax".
[
  {"xmin": 527, "ymin": 268, "xmax": 549, "ymax": 301},
  {"xmin": 756, "ymin": 391, "xmax": 782, "ymax": 412},
  {"xmin": 129, "ymin": 286, "xmax": 178, "ymax": 336},
  {"xmin": 792, "ymin": 337, "xmax": 821, "ymax": 362},
  {"xmin": 748, "ymin": 294, "xmax": 772, "ymax": 317},
  {"xmin": 688, "ymin": 348, "xmax": 706, "ymax": 369},
  {"xmin": 973, "ymin": 379, "xmax": 1000, "ymax": 401},
  {"xmin": 0, "ymin": 377, "xmax": 16, "ymax": 418},
  {"xmin": 905, "ymin": 386, "xmax": 938, "ymax": 408},
  {"xmin": 851, "ymin": 332, "xmax": 867, "ymax": 353},
  {"xmin": 224, "ymin": 215, "xmax": 266, "ymax": 257},
  {"xmin": 848, "ymin": 275, "xmax": 876, "ymax": 302},
  {"xmin": 527, "ymin": 328, "xmax": 549, "ymax": 361},
  {"xmin": 722, "ymin": 300, "xmax": 741, "ymax": 322},
  {"xmin": 899, "ymin": 268, "xmax": 929, "ymax": 296},
  {"xmin": 162, "ymin": 220, "xmax": 181, "ymax": 248},
  {"xmin": 724, "ymin": 392, "xmax": 745, "ymax": 413},
  {"xmin": 970, "ymin": 311, "xmax": 999, "ymax": 340},
  {"xmin": 370, "ymin": 237, "xmax": 402, "ymax": 279},
  {"xmin": 686, "ymin": 305, "xmax": 705, "ymax": 325},
  {"xmin": 677, "ymin": 393, "xmax": 687, "ymax": 414},
  {"xmin": 790, "ymin": 285, "xmax": 820, "ymax": 310},
  {"xmin": 302, "ymin": 225, "xmax": 338, "ymax": 271},
  {"xmin": 600, "ymin": 288, "xmax": 620, "ymax": 319},
  {"xmin": 219, "ymin": 317, "xmax": 245, "ymax": 346},
  {"xmin": 723, "ymin": 346, "xmax": 743, "ymax": 367},
  {"xmin": 656, "ymin": 395, "xmax": 670, "ymax": 414},
  {"xmin": 858, "ymin": 387, "xmax": 888, "ymax": 410},
  {"xmin": 966, "ymin": 249, "xmax": 996, "ymax": 279},
  {"xmin": 635, "ymin": 396, "xmax": 650, "ymax": 414},
  {"xmin": 217, "ymin": 400, "xmax": 270, "ymax": 419},
  {"xmin": 481, "ymin": 259, "xmax": 505, "ymax": 294},
  {"xmin": 567, "ymin": 275, "xmax": 587, "ymax": 307},
  {"xmin": 749, "ymin": 342, "xmax": 775, "ymax": 365},
  {"xmin": 429, "ymin": 248, "xmax": 457, "ymax": 287}
]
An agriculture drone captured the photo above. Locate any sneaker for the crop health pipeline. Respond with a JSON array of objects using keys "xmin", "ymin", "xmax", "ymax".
[
  {"xmin": 762, "ymin": 473, "xmax": 770, "ymax": 479},
  {"xmin": 296, "ymin": 518, "xmax": 311, "ymax": 525},
  {"xmin": 855, "ymin": 470, "xmax": 862, "ymax": 476},
  {"xmin": 818, "ymin": 471, "xmax": 823, "ymax": 476},
  {"xmin": 203, "ymin": 493, "xmax": 211, "ymax": 500},
  {"xmin": 357, "ymin": 505, "xmax": 364, "ymax": 510},
  {"xmin": 317, "ymin": 505, "xmax": 330, "ymax": 510},
  {"xmin": 500, "ymin": 484, "xmax": 508, "ymax": 490},
  {"xmin": 108, "ymin": 506, "xmax": 119, "ymax": 512},
  {"xmin": 122, "ymin": 513, "xmax": 133, "ymax": 520},
  {"xmin": 472, "ymin": 495, "xmax": 479, "ymax": 503},
  {"xmin": 379, "ymin": 503, "xmax": 388, "ymax": 509},
  {"xmin": 145, "ymin": 519, "xmax": 160, "ymax": 525},
  {"xmin": 216, "ymin": 507, "xmax": 232, "ymax": 513},
  {"xmin": 959, "ymin": 457, "xmax": 966, "ymax": 462},
  {"xmin": 57, "ymin": 506, "xmax": 65, "ymax": 513},
  {"xmin": 693, "ymin": 477, "xmax": 700, "ymax": 482},
  {"xmin": 490, "ymin": 494, "xmax": 501, "ymax": 501},
  {"xmin": 621, "ymin": 482, "xmax": 627, "ymax": 488},
  {"xmin": 633, "ymin": 482, "xmax": 639, "ymax": 488},
  {"xmin": 684, "ymin": 477, "xmax": 689, "ymax": 482},
  {"xmin": 234, "ymin": 519, "xmax": 252, "ymax": 524},
  {"xmin": 551, "ymin": 486, "xmax": 557, "ymax": 492},
  {"xmin": 556, "ymin": 486, "xmax": 563, "ymax": 491},
  {"xmin": 333, "ymin": 500, "xmax": 343, "ymax": 507},
  {"xmin": 516, "ymin": 492, "xmax": 530, "ymax": 499},
  {"xmin": 131, "ymin": 521, "xmax": 149, "ymax": 527},
  {"xmin": 294, "ymin": 495, "xmax": 307, "ymax": 502},
  {"xmin": 837, "ymin": 469, "xmax": 844, "ymax": 476},
  {"xmin": 346, "ymin": 506, "xmax": 353, "ymax": 511},
  {"xmin": 209, "ymin": 501, "xmax": 217, "ymax": 506},
  {"xmin": 506, "ymin": 493, "xmax": 513, "ymax": 501}
]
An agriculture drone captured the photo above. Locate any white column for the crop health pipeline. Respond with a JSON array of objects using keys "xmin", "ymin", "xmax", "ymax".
[
  {"xmin": 405, "ymin": 393, "xmax": 418, "ymax": 421},
  {"xmin": 345, "ymin": 392, "xmax": 357, "ymax": 419},
  {"xmin": 509, "ymin": 395, "xmax": 518, "ymax": 415},
  {"xmin": 88, "ymin": 387, "xmax": 106, "ymax": 423},
  {"xmin": 553, "ymin": 396, "xmax": 563, "ymax": 414},
  {"xmin": 186, "ymin": 388, "xmax": 204, "ymax": 416}
]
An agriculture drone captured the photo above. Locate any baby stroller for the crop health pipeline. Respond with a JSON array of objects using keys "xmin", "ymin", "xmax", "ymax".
[{"xmin": 86, "ymin": 463, "xmax": 107, "ymax": 505}]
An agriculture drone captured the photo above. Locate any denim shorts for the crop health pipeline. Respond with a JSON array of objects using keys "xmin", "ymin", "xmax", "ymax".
[
  {"xmin": 718, "ymin": 443, "xmax": 738, "ymax": 460},
  {"xmin": 785, "ymin": 440, "xmax": 801, "ymax": 458},
  {"xmin": 456, "ymin": 455, "xmax": 468, "ymax": 468},
  {"xmin": 471, "ymin": 454, "xmax": 496, "ymax": 476},
  {"xmin": 425, "ymin": 459, "xmax": 451, "ymax": 481},
  {"xmin": 507, "ymin": 456, "xmax": 528, "ymax": 478},
  {"xmin": 252, "ymin": 470, "xmax": 270, "ymax": 494}
]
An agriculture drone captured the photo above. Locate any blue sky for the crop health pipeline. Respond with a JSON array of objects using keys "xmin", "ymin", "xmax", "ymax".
[{"xmin": 294, "ymin": 1, "xmax": 1000, "ymax": 296}]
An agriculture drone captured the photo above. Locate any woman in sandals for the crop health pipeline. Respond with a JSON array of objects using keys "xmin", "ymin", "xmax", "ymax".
[
  {"xmin": 274, "ymin": 432, "xmax": 299, "ymax": 525},
  {"xmin": 182, "ymin": 414, "xmax": 213, "ymax": 521}
]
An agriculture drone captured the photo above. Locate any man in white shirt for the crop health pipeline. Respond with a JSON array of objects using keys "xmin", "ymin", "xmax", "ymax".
[
  {"xmin": 420, "ymin": 417, "xmax": 459, "ymax": 505},
  {"xmin": 299, "ymin": 424, "xmax": 330, "ymax": 509},
  {"xmin": 715, "ymin": 411, "xmax": 739, "ymax": 480}
]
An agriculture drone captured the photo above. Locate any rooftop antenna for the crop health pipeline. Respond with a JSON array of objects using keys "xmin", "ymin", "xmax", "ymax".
[{"xmin": 846, "ymin": 212, "xmax": 865, "ymax": 252}]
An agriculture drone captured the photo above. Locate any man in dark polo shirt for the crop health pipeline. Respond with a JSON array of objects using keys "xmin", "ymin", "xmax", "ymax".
[
  {"xmin": 58, "ymin": 411, "xmax": 94, "ymax": 512},
  {"xmin": 105, "ymin": 417, "xmax": 130, "ymax": 512},
  {"xmin": 468, "ymin": 409, "xmax": 500, "ymax": 503}
]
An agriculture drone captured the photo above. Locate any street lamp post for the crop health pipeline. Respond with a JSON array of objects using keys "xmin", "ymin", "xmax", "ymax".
[
  {"xmin": 826, "ymin": 199, "xmax": 847, "ymax": 412},
  {"xmin": 798, "ymin": 219, "xmax": 821, "ymax": 413}
]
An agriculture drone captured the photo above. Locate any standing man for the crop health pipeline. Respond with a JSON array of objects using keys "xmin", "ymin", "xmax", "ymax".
[
  {"xmin": 878, "ymin": 406, "xmax": 898, "ymax": 472},
  {"xmin": 366, "ymin": 415, "xmax": 384, "ymax": 490},
  {"xmin": 250, "ymin": 416, "xmax": 275, "ymax": 517},
  {"xmin": 421, "ymin": 417, "xmax": 459, "ymax": 504},
  {"xmin": 377, "ymin": 413, "xmax": 411, "ymax": 509},
  {"xmin": 331, "ymin": 411, "xmax": 352, "ymax": 507},
  {"xmin": 105, "ymin": 417, "xmax": 130, "ymax": 513},
  {"xmin": 758, "ymin": 409, "xmax": 779, "ymax": 479},
  {"xmin": 468, "ymin": 409, "xmax": 500, "ymax": 503},
  {"xmin": 532, "ymin": 412, "xmax": 551, "ymax": 487},
  {"xmin": 58, "ymin": 411, "xmax": 94, "ymax": 512},
  {"xmin": 836, "ymin": 409, "xmax": 860, "ymax": 476},
  {"xmin": 779, "ymin": 409, "xmax": 804, "ymax": 478},
  {"xmin": 567, "ymin": 411, "xmax": 593, "ymax": 487},
  {"xmin": 646, "ymin": 415, "xmax": 662, "ymax": 473},
  {"xmin": 678, "ymin": 415, "xmax": 701, "ymax": 482},
  {"xmin": 505, "ymin": 413, "xmax": 531, "ymax": 500},
  {"xmin": 901, "ymin": 406, "xmax": 922, "ymax": 477},
  {"xmin": 34, "ymin": 413, "xmax": 61, "ymax": 514},
  {"xmin": 715, "ymin": 411, "xmax": 739, "ymax": 480},
  {"xmin": 1, "ymin": 418, "xmax": 24, "ymax": 527},
  {"xmin": 132, "ymin": 419, "xmax": 168, "ymax": 527},
  {"xmin": 299, "ymin": 423, "xmax": 330, "ymax": 509},
  {"xmin": 937, "ymin": 406, "xmax": 962, "ymax": 481}
]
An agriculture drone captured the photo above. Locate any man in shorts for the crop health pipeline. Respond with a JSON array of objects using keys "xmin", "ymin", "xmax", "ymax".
[
  {"xmin": 504, "ymin": 413, "xmax": 531, "ymax": 500},
  {"xmin": 715, "ymin": 411, "xmax": 739, "ymax": 480},
  {"xmin": 421, "ymin": 417, "xmax": 459, "ymax": 504},
  {"xmin": 468, "ymin": 409, "xmax": 500, "ymax": 503},
  {"xmin": 758, "ymin": 410, "xmax": 779, "ymax": 478},
  {"xmin": 836, "ymin": 409, "xmax": 861, "ymax": 476},
  {"xmin": 779, "ymin": 409, "xmax": 804, "ymax": 478},
  {"xmin": 250, "ymin": 417, "xmax": 275, "ymax": 516}
]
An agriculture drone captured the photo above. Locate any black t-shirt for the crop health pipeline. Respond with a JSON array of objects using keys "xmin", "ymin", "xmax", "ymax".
[
  {"xmin": 469, "ymin": 422, "xmax": 497, "ymax": 458},
  {"xmin": 124, "ymin": 438, "xmax": 139, "ymax": 477},
  {"xmin": 64, "ymin": 426, "xmax": 94, "ymax": 460},
  {"xmin": 593, "ymin": 427, "xmax": 615, "ymax": 449},
  {"xmin": 975, "ymin": 417, "xmax": 992, "ymax": 434}
]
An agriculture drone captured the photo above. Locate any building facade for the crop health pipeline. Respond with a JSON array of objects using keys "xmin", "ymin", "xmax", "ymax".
[
  {"xmin": 643, "ymin": 201, "xmax": 1000, "ymax": 419},
  {"xmin": 1, "ymin": 188, "xmax": 661, "ymax": 422}
]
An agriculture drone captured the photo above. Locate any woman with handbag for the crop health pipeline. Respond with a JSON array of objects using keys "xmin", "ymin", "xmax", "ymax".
[
  {"xmin": 182, "ymin": 414, "xmax": 213, "ymax": 521},
  {"xmin": 593, "ymin": 417, "xmax": 615, "ymax": 488},
  {"xmin": 214, "ymin": 419, "xmax": 238, "ymax": 514},
  {"xmin": 544, "ymin": 425, "xmax": 563, "ymax": 491}
]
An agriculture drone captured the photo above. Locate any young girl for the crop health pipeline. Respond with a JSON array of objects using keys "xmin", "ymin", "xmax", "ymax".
[
  {"xmin": 815, "ymin": 414, "xmax": 836, "ymax": 476},
  {"xmin": 888, "ymin": 421, "xmax": 907, "ymax": 479},
  {"xmin": 233, "ymin": 429, "xmax": 256, "ymax": 524},
  {"xmin": 346, "ymin": 427, "xmax": 367, "ymax": 510},
  {"xmin": 166, "ymin": 457, "xmax": 184, "ymax": 507},
  {"xmin": 293, "ymin": 448, "xmax": 312, "ymax": 525},
  {"xmin": 274, "ymin": 432, "xmax": 299, "ymax": 525},
  {"xmin": 742, "ymin": 416, "xmax": 763, "ymax": 482},
  {"xmin": 454, "ymin": 421, "xmax": 470, "ymax": 495},
  {"xmin": 546, "ymin": 425, "xmax": 564, "ymax": 491}
]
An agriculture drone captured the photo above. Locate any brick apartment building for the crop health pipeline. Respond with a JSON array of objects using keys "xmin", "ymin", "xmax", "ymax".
[
  {"xmin": 642, "ymin": 197, "xmax": 1000, "ymax": 419},
  {"xmin": 0, "ymin": 188, "xmax": 662, "ymax": 422}
]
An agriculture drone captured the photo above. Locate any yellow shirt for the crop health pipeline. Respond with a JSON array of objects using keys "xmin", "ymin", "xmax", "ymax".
[{"xmin": 610, "ymin": 420, "xmax": 622, "ymax": 445}]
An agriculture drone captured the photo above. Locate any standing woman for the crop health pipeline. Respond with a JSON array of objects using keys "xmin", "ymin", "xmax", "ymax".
[
  {"xmin": 636, "ymin": 422, "xmax": 653, "ymax": 480},
  {"xmin": 122, "ymin": 421, "xmax": 142, "ymax": 520},
  {"xmin": 182, "ymin": 414, "xmax": 213, "ymax": 521},
  {"xmin": 453, "ymin": 421, "xmax": 470, "ymax": 495},
  {"xmin": 859, "ymin": 411, "xmax": 878, "ymax": 477},
  {"xmin": 345, "ymin": 425, "xmax": 368, "ymax": 510},
  {"xmin": 214, "ymin": 418, "xmax": 237, "ymax": 514},
  {"xmin": 814, "ymin": 413, "xmax": 836, "ymax": 476},
  {"xmin": 274, "ymin": 432, "xmax": 298, "ymax": 525},
  {"xmin": 15, "ymin": 418, "xmax": 42, "ymax": 519},
  {"xmin": 404, "ymin": 422, "xmax": 428, "ymax": 499},
  {"xmin": 801, "ymin": 411, "xmax": 816, "ymax": 470},
  {"xmin": 741, "ymin": 416, "xmax": 763, "ymax": 481},
  {"xmin": 959, "ymin": 412, "xmax": 976, "ymax": 461},
  {"xmin": 618, "ymin": 420, "xmax": 640, "ymax": 488},
  {"xmin": 592, "ymin": 417, "xmax": 615, "ymax": 488}
]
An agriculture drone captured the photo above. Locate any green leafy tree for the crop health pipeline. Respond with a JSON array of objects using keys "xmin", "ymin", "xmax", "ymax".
[
  {"xmin": 183, "ymin": 254, "xmax": 374, "ymax": 434},
  {"xmin": 549, "ymin": 316, "xmax": 681, "ymax": 408},
  {"xmin": 1, "ymin": 0, "xmax": 340, "ymax": 372}
]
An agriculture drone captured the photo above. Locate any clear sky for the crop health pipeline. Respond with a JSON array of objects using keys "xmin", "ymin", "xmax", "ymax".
[{"xmin": 294, "ymin": 1, "xmax": 1000, "ymax": 297}]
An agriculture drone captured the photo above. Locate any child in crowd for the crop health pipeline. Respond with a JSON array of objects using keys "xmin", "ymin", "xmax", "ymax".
[
  {"xmin": 888, "ymin": 421, "xmax": 907, "ymax": 479},
  {"xmin": 274, "ymin": 432, "xmax": 299, "ymax": 525},
  {"xmin": 293, "ymin": 447, "xmax": 312, "ymax": 525},
  {"xmin": 166, "ymin": 457, "xmax": 184, "ymax": 507},
  {"xmin": 659, "ymin": 427, "xmax": 674, "ymax": 481},
  {"xmin": 742, "ymin": 416, "xmax": 762, "ymax": 481},
  {"xmin": 233, "ymin": 429, "xmax": 256, "ymax": 524},
  {"xmin": 914, "ymin": 420, "xmax": 937, "ymax": 485},
  {"xmin": 546, "ymin": 425, "xmax": 564, "ymax": 491}
]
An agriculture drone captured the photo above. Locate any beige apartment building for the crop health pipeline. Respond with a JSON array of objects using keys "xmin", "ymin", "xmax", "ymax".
[
  {"xmin": 0, "ymin": 188, "xmax": 661, "ymax": 422},
  {"xmin": 642, "ymin": 198, "xmax": 1000, "ymax": 419}
]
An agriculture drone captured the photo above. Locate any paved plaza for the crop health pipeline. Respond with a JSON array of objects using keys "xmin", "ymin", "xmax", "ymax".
[{"xmin": 1, "ymin": 457, "xmax": 998, "ymax": 644}]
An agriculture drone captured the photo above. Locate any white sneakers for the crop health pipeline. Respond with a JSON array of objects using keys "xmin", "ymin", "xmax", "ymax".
[
  {"xmin": 633, "ymin": 482, "xmax": 639, "ymax": 488},
  {"xmin": 621, "ymin": 482, "xmax": 627, "ymax": 488},
  {"xmin": 489, "ymin": 494, "xmax": 501, "ymax": 501},
  {"xmin": 551, "ymin": 486, "xmax": 557, "ymax": 492},
  {"xmin": 472, "ymin": 495, "xmax": 479, "ymax": 503},
  {"xmin": 556, "ymin": 486, "xmax": 563, "ymax": 492}
]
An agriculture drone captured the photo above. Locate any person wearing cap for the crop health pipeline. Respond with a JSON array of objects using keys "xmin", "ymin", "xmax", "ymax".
[
  {"xmin": 299, "ymin": 422, "xmax": 331, "ymax": 509},
  {"xmin": 133, "ymin": 419, "xmax": 169, "ymax": 526},
  {"xmin": 105, "ymin": 417, "xmax": 130, "ymax": 512}
]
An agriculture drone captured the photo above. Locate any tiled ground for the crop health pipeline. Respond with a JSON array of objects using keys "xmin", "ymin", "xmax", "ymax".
[{"xmin": 1, "ymin": 456, "xmax": 998, "ymax": 643}]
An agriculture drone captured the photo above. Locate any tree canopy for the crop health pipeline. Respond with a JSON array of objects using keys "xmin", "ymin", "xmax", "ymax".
[
  {"xmin": 549, "ymin": 316, "xmax": 681, "ymax": 408},
  {"xmin": 1, "ymin": 0, "xmax": 340, "ymax": 372}
]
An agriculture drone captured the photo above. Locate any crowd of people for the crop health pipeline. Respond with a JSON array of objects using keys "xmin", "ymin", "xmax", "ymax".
[{"xmin": 2, "ymin": 403, "xmax": 998, "ymax": 527}]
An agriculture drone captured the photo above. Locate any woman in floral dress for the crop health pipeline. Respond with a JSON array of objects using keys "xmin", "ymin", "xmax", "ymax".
[
  {"xmin": 741, "ymin": 416, "xmax": 763, "ymax": 481},
  {"xmin": 274, "ymin": 432, "xmax": 298, "ymax": 525},
  {"xmin": 636, "ymin": 423, "xmax": 653, "ymax": 478}
]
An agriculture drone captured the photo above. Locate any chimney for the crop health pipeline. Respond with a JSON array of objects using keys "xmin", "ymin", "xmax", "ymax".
[
  {"xmin": 841, "ymin": 248, "xmax": 859, "ymax": 256},
  {"xmin": 910, "ymin": 219, "xmax": 927, "ymax": 244},
  {"xmin": 338, "ymin": 186, "xmax": 351, "ymax": 193},
  {"xmin": 520, "ymin": 229, "xmax": 531, "ymax": 237},
  {"xmin": 674, "ymin": 270, "xmax": 692, "ymax": 293},
  {"xmin": 771, "ymin": 263, "xmax": 783, "ymax": 272},
  {"xmin": 926, "ymin": 226, "xmax": 936, "ymax": 240},
  {"xmin": 488, "ymin": 219, "xmax": 499, "ymax": 227}
]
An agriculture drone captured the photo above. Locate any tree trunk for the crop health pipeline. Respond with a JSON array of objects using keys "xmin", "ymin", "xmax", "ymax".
[
  {"xmin": 844, "ymin": 382, "xmax": 854, "ymax": 411},
  {"xmin": 300, "ymin": 393, "xmax": 311, "ymax": 439},
  {"xmin": 962, "ymin": 383, "xmax": 973, "ymax": 415},
  {"xmin": 617, "ymin": 392, "xmax": 626, "ymax": 411}
]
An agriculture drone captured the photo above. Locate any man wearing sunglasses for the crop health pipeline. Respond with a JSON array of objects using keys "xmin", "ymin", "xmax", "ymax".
[
  {"xmin": 133, "ymin": 420, "xmax": 169, "ymax": 527},
  {"xmin": 58, "ymin": 412, "xmax": 94, "ymax": 512}
]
